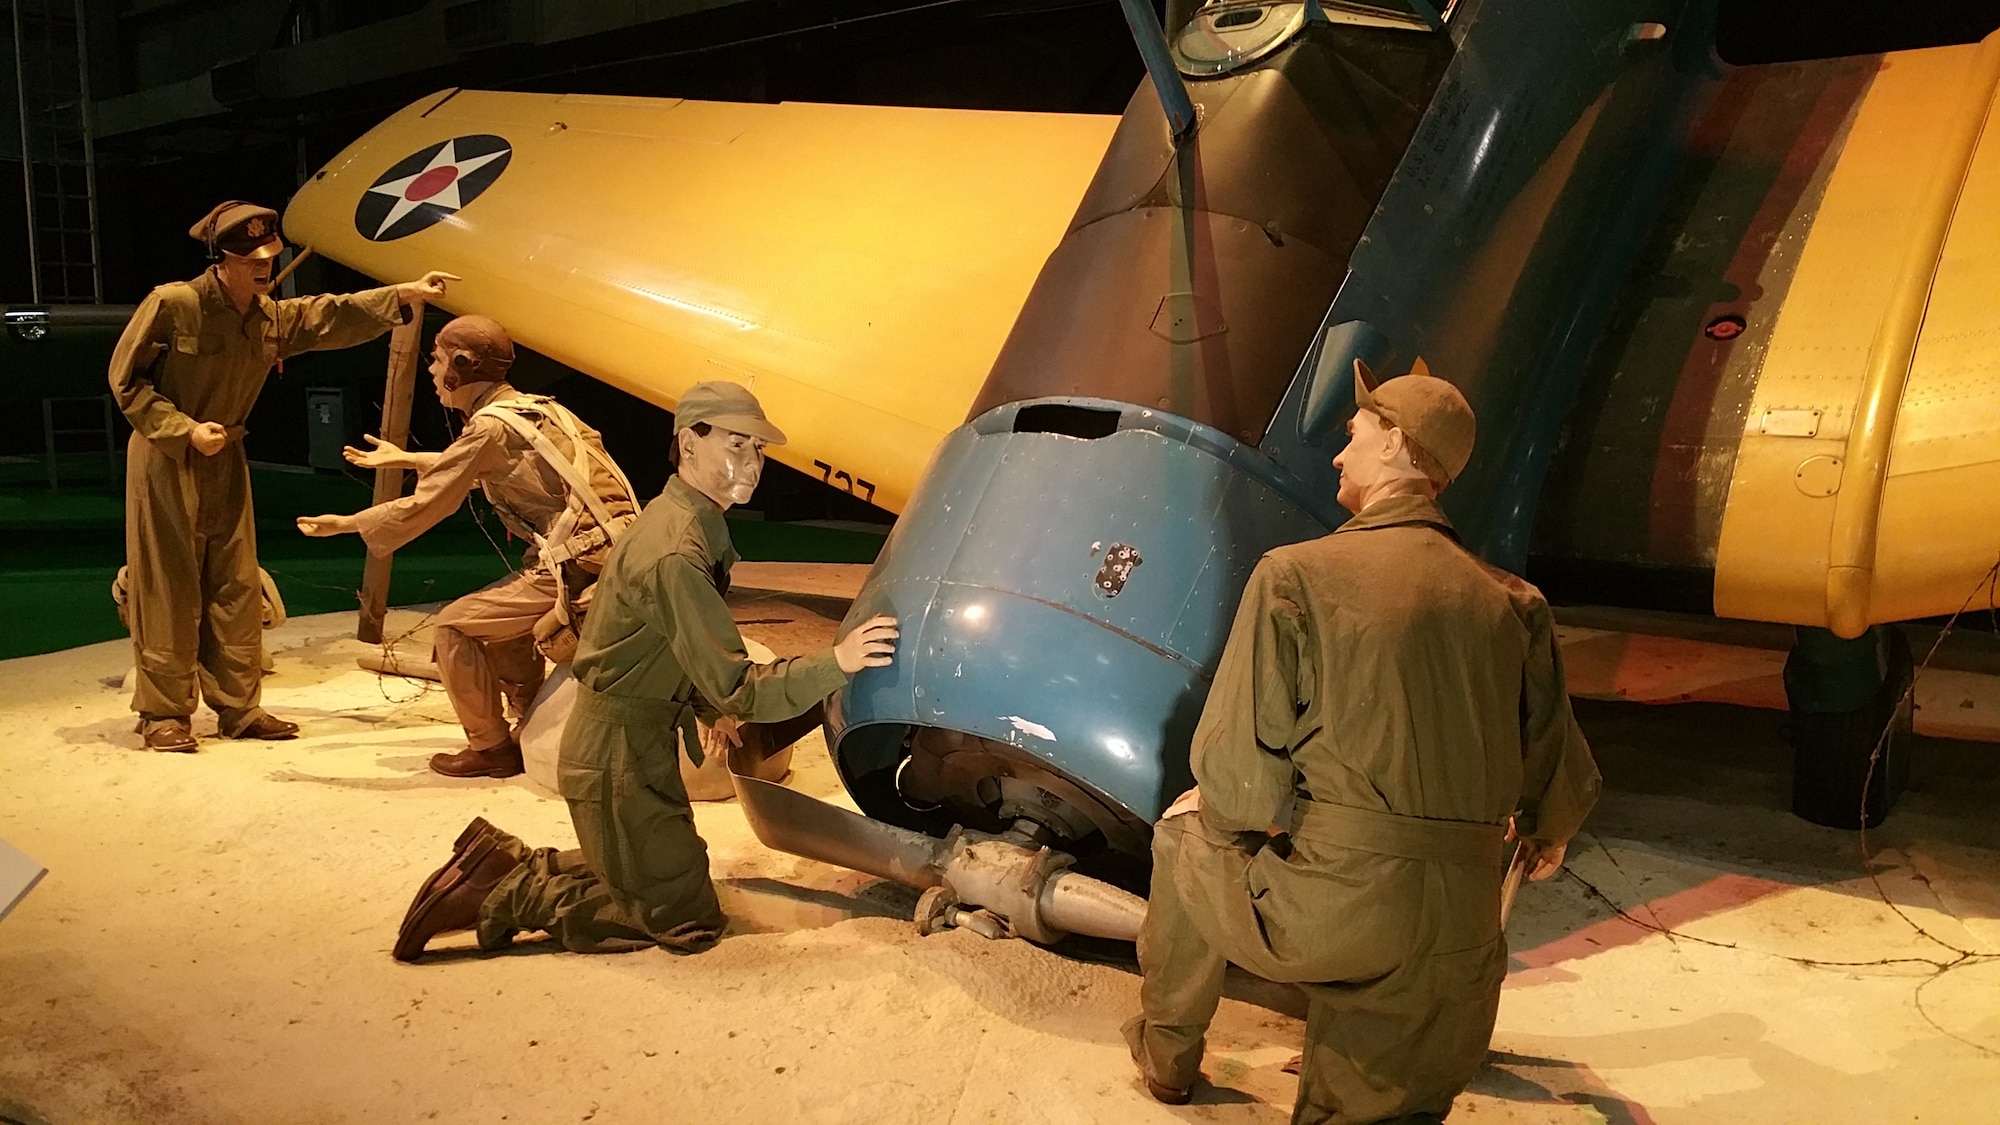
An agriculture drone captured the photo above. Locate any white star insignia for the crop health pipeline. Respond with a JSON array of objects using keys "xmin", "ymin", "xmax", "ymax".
[{"xmin": 365, "ymin": 139, "xmax": 509, "ymax": 239}]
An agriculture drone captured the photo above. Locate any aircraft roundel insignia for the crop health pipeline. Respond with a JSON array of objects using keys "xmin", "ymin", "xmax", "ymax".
[{"xmin": 354, "ymin": 134, "xmax": 512, "ymax": 242}]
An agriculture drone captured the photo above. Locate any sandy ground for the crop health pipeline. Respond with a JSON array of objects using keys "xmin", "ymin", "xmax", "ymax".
[{"xmin": 2, "ymin": 588, "xmax": 1998, "ymax": 1125}]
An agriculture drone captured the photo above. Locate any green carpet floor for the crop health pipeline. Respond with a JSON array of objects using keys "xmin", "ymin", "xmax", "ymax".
[{"xmin": 0, "ymin": 454, "xmax": 886, "ymax": 660}]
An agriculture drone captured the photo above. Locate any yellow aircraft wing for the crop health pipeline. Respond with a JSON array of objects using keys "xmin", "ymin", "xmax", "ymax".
[
  {"xmin": 1536, "ymin": 36, "xmax": 2000, "ymax": 636},
  {"xmin": 283, "ymin": 89, "xmax": 1117, "ymax": 512},
  {"xmin": 1713, "ymin": 37, "xmax": 2000, "ymax": 633}
]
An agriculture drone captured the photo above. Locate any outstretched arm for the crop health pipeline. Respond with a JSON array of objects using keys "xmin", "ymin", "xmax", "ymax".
[
  {"xmin": 299, "ymin": 419, "xmax": 507, "ymax": 553},
  {"xmin": 636, "ymin": 553, "xmax": 862, "ymax": 724},
  {"xmin": 273, "ymin": 271, "xmax": 460, "ymax": 358},
  {"xmin": 344, "ymin": 434, "xmax": 442, "ymax": 474}
]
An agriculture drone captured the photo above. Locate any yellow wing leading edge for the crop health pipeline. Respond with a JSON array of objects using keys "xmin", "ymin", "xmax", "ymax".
[
  {"xmin": 285, "ymin": 89, "xmax": 1117, "ymax": 513},
  {"xmin": 1714, "ymin": 32, "xmax": 2000, "ymax": 633}
]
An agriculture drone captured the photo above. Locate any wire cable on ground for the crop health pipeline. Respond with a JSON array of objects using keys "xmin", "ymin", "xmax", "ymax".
[
  {"xmin": 1557, "ymin": 553, "xmax": 2000, "ymax": 1057},
  {"xmin": 321, "ymin": 397, "xmax": 524, "ymax": 706}
]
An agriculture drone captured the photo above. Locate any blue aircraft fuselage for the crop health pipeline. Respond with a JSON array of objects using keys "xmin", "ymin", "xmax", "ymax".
[{"xmin": 829, "ymin": 0, "xmax": 1722, "ymax": 872}]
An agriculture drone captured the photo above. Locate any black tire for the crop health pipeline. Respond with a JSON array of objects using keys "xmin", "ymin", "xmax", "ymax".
[{"xmin": 1787, "ymin": 626, "xmax": 1914, "ymax": 829}]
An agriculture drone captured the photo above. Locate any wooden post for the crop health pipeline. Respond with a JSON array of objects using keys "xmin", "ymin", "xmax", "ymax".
[{"xmin": 356, "ymin": 299, "xmax": 424, "ymax": 643}]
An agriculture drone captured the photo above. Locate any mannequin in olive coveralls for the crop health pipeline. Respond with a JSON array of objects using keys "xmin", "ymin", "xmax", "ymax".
[
  {"xmin": 109, "ymin": 199, "xmax": 456, "ymax": 753},
  {"xmin": 1126, "ymin": 361, "xmax": 1601, "ymax": 1124},
  {"xmin": 392, "ymin": 382, "xmax": 900, "ymax": 959}
]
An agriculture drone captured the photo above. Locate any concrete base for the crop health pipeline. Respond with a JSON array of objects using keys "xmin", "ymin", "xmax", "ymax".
[{"xmin": 1, "ymin": 595, "xmax": 1996, "ymax": 1123}]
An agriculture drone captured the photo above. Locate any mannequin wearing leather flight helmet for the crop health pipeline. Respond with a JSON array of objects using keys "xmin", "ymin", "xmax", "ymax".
[{"xmin": 298, "ymin": 315, "xmax": 640, "ymax": 779}]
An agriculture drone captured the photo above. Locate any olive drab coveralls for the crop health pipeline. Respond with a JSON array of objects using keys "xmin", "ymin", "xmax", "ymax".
[
  {"xmin": 110, "ymin": 268, "xmax": 404, "ymax": 734},
  {"xmin": 348, "ymin": 382, "xmax": 638, "ymax": 750},
  {"xmin": 1128, "ymin": 495, "xmax": 1601, "ymax": 1125},
  {"xmin": 474, "ymin": 476, "xmax": 845, "ymax": 953}
]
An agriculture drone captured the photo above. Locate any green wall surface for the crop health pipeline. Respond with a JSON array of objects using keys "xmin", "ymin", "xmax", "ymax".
[{"xmin": 0, "ymin": 455, "xmax": 885, "ymax": 661}]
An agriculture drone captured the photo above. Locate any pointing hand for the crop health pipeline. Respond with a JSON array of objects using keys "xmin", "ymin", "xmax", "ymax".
[{"xmin": 399, "ymin": 271, "xmax": 461, "ymax": 304}]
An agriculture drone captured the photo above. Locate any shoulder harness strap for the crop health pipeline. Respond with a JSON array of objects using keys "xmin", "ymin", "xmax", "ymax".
[{"xmin": 473, "ymin": 395, "xmax": 630, "ymax": 540}]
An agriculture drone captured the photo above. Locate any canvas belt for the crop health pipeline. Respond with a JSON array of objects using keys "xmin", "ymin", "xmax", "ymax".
[
  {"xmin": 1292, "ymin": 800, "xmax": 1507, "ymax": 867},
  {"xmin": 570, "ymin": 686, "xmax": 706, "ymax": 767},
  {"xmin": 572, "ymin": 686, "xmax": 682, "ymax": 724},
  {"xmin": 474, "ymin": 395, "xmax": 633, "ymax": 540},
  {"xmin": 473, "ymin": 394, "xmax": 638, "ymax": 627},
  {"xmin": 539, "ymin": 522, "xmax": 621, "ymax": 570}
]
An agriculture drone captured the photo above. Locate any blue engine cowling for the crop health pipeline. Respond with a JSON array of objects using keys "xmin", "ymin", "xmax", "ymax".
[{"xmin": 828, "ymin": 396, "xmax": 1340, "ymax": 864}]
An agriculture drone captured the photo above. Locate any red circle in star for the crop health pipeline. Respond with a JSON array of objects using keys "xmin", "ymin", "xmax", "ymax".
[{"xmin": 406, "ymin": 166, "xmax": 460, "ymax": 202}]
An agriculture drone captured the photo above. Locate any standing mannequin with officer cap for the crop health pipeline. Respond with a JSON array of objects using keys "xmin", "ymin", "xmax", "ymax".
[
  {"xmin": 297, "ymin": 314, "xmax": 640, "ymax": 779},
  {"xmin": 391, "ymin": 382, "xmax": 901, "ymax": 960},
  {"xmin": 109, "ymin": 199, "xmax": 457, "ymax": 752},
  {"xmin": 1124, "ymin": 360, "xmax": 1601, "ymax": 1123}
]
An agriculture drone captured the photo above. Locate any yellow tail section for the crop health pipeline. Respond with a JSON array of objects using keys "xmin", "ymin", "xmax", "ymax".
[{"xmin": 283, "ymin": 90, "xmax": 1116, "ymax": 512}]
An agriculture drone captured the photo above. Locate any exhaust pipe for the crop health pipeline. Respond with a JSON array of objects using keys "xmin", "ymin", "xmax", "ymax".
[
  {"xmin": 730, "ymin": 758, "xmax": 1147, "ymax": 944},
  {"xmin": 731, "ymin": 772, "xmax": 945, "ymax": 891}
]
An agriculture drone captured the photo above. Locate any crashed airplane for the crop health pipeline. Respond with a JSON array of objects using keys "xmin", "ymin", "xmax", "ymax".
[{"xmin": 284, "ymin": 0, "xmax": 2000, "ymax": 943}]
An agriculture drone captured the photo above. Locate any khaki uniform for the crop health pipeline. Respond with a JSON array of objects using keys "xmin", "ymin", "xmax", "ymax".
[
  {"xmin": 349, "ymin": 382, "xmax": 637, "ymax": 750},
  {"xmin": 110, "ymin": 268, "xmax": 403, "ymax": 733},
  {"xmin": 476, "ymin": 476, "xmax": 845, "ymax": 953},
  {"xmin": 1129, "ymin": 494, "xmax": 1600, "ymax": 1124}
]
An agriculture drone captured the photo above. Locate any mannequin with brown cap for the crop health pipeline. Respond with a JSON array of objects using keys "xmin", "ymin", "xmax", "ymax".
[
  {"xmin": 298, "ymin": 314, "xmax": 640, "ymax": 778},
  {"xmin": 390, "ymin": 381, "xmax": 901, "ymax": 961},
  {"xmin": 1124, "ymin": 361, "xmax": 1601, "ymax": 1123},
  {"xmin": 109, "ymin": 199, "xmax": 456, "ymax": 753}
]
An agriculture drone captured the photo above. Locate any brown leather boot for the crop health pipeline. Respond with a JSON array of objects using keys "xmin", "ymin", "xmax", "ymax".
[
  {"xmin": 1124, "ymin": 1016, "xmax": 1194, "ymax": 1105},
  {"xmin": 429, "ymin": 741, "xmax": 524, "ymax": 779},
  {"xmin": 393, "ymin": 824, "xmax": 522, "ymax": 962},
  {"xmin": 141, "ymin": 719, "xmax": 198, "ymax": 753},
  {"xmin": 1143, "ymin": 1075, "xmax": 1192, "ymax": 1105},
  {"xmin": 452, "ymin": 816, "xmax": 494, "ymax": 852},
  {"xmin": 399, "ymin": 817, "xmax": 495, "ymax": 919},
  {"xmin": 230, "ymin": 713, "xmax": 300, "ymax": 740}
]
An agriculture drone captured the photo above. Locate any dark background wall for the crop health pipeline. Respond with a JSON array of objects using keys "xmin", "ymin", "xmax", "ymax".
[{"xmin": 2, "ymin": 0, "xmax": 1153, "ymax": 517}]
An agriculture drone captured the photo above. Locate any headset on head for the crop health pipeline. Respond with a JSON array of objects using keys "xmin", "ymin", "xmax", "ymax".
[
  {"xmin": 196, "ymin": 200, "xmax": 257, "ymax": 262},
  {"xmin": 436, "ymin": 345, "xmax": 512, "ymax": 392}
]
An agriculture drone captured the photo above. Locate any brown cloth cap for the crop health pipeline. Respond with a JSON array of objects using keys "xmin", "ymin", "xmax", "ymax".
[
  {"xmin": 435, "ymin": 315, "xmax": 515, "ymax": 382},
  {"xmin": 189, "ymin": 200, "xmax": 283, "ymax": 260},
  {"xmin": 675, "ymin": 380, "xmax": 786, "ymax": 445},
  {"xmin": 1353, "ymin": 358, "xmax": 1476, "ymax": 482}
]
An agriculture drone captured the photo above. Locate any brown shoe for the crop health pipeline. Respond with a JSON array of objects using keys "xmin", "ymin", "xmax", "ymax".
[
  {"xmin": 231, "ymin": 713, "xmax": 300, "ymax": 740},
  {"xmin": 142, "ymin": 720, "xmax": 198, "ymax": 753},
  {"xmin": 400, "ymin": 817, "xmax": 497, "ymax": 916},
  {"xmin": 429, "ymin": 741, "xmax": 523, "ymax": 779},
  {"xmin": 1143, "ymin": 1076, "xmax": 1192, "ymax": 1106},
  {"xmin": 1123, "ymin": 1016, "xmax": 1194, "ymax": 1105},
  {"xmin": 452, "ymin": 816, "xmax": 494, "ymax": 852},
  {"xmin": 393, "ymin": 827, "xmax": 521, "ymax": 962}
]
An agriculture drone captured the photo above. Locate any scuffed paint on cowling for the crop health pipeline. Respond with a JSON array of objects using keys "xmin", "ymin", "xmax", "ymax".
[{"xmin": 831, "ymin": 397, "xmax": 1336, "ymax": 838}]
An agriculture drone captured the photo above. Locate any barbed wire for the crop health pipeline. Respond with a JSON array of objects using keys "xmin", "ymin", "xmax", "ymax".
[
  {"xmin": 317, "ymin": 398, "xmax": 526, "ymax": 707},
  {"xmin": 1558, "ymin": 553, "xmax": 2000, "ymax": 1058}
]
